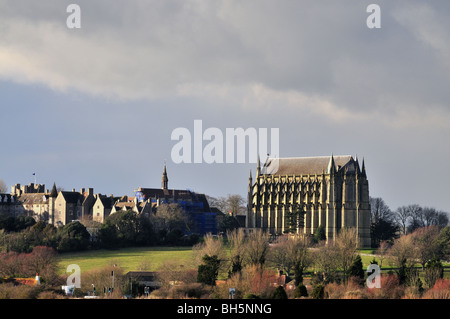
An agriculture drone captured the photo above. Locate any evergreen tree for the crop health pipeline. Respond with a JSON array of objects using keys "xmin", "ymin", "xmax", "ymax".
[
  {"xmin": 197, "ymin": 255, "xmax": 220, "ymax": 286},
  {"xmin": 313, "ymin": 225, "xmax": 326, "ymax": 243},
  {"xmin": 347, "ymin": 255, "xmax": 365, "ymax": 285}
]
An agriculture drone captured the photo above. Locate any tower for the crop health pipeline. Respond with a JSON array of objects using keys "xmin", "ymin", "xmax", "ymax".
[
  {"xmin": 161, "ymin": 162, "xmax": 168, "ymax": 190},
  {"xmin": 49, "ymin": 182, "xmax": 58, "ymax": 225}
]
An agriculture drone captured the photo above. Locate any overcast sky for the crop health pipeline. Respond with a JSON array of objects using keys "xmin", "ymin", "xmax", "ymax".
[{"xmin": 1, "ymin": 0, "xmax": 449, "ymax": 213}]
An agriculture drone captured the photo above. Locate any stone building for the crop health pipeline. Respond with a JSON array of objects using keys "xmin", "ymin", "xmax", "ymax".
[
  {"xmin": 247, "ymin": 155, "xmax": 371, "ymax": 247},
  {"xmin": 134, "ymin": 163, "xmax": 217, "ymax": 235}
]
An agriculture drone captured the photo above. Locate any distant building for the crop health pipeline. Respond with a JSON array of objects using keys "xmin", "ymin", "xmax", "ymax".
[
  {"xmin": 135, "ymin": 163, "xmax": 217, "ymax": 235},
  {"xmin": 93, "ymin": 195, "xmax": 118, "ymax": 223},
  {"xmin": 247, "ymin": 155, "xmax": 371, "ymax": 247},
  {"xmin": 51, "ymin": 187, "xmax": 97, "ymax": 226}
]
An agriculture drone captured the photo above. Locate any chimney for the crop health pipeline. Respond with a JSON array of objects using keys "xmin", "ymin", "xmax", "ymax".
[
  {"xmin": 88, "ymin": 188, "xmax": 94, "ymax": 196},
  {"xmin": 81, "ymin": 188, "xmax": 85, "ymax": 194},
  {"xmin": 72, "ymin": 188, "xmax": 75, "ymax": 192}
]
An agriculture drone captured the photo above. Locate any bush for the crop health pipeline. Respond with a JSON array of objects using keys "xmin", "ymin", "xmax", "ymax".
[
  {"xmin": 293, "ymin": 284, "xmax": 308, "ymax": 298},
  {"xmin": 422, "ymin": 279, "xmax": 450, "ymax": 299},
  {"xmin": 272, "ymin": 286, "xmax": 288, "ymax": 299},
  {"xmin": 311, "ymin": 284, "xmax": 324, "ymax": 299},
  {"xmin": 170, "ymin": 283, "xmax": 211, "ymax": 299}
]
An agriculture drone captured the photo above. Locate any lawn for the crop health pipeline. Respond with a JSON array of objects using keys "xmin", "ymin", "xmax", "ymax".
[{"xmin": 57, "ymin": 246, "xmax": 194, "ymax": 274}]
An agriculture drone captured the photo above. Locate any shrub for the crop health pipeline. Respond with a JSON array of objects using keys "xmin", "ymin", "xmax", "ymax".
[
  {"xmin": 422, "ymin": 279, "xmax": 450, "ymax": 299},
  {"xmin": 311, "ymin": 284, "xmax": 325, "ymax": 299},
  {"xmin": 366, "ymin": 274, "xmax": 405, "ymax": 299},
  {"xmin": 272, "ymin": 286, "xmax": 288, "ymax": 299},
  {"xmin": 293, "ymin": 284, "xmax": 308, "ymax": 298},
  {"xmin": 170, "ymin": 283, "xmax": 211, "ymax": 299}
]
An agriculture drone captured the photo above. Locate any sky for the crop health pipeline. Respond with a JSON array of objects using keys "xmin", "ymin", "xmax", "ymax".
[{"xmin": 1, "ymin": 0, "xmax": 450, "ymax": 213}]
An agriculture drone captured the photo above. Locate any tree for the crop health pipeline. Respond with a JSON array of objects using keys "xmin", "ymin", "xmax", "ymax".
[
  {"xmin": 218, "ymin": 214, "xmax": 240, "ymax": 233},
  {"xmin": 193, "ymin": 233, "xmax": 226, "ymax": 272},
  {"xmin": 284, "ymin": 205, "xmax": 305, "ymax": 234},
  {"xmin": 369, "ymin": 197, "xmax": 397, "ymax": 247},
  {"xmin": 437, "ymin": 226, "xmax": 450, "ymax": 260},
  {"xmin": 227, "ymin": 228, "xmax": 245, "ymax": 276},
  {"xmin": 313, "ymin": 225, "xmax": 326, "ymax": 243},
  {"xmin": 57, "ymin": 221, "xmax": 90, "ymax": 252},
  {"xmin": 423, "ymin": 257, "xmax": 444, "ymax": 289},
  {"xmin": 209, "ymin": 194, "xmax": 245, "ymax": 217},
  {"xmin": 334, "ymin": 228, "xmax": 358, "ymax": 284},
  {"xmin": 293, "ymin": 284, "xmax": 308, "ymax": 298},
  {"xmin": 370, "ymin": 219, "xmax": 399, "ymax": 247},
  {"xmin": 410, "ymin": 226, "xmax": 442, "ymax": 270},
  {"xmin": 287, "ymin": 234, "xmax": 311, "ymax": 286},
  {"xmin": 370, "ymin": 197, "xmax": 393, "ymax": 224},
  {"xmin": 312, "ymin": 242, "xmax": 339, "ymax": 284},
  {"xmin": 408, "ymin": 205, "xmax": 449, "ymax": 233},
  {"xmin": 100, "ymin": 210, "xmax": 154, "ymax": 248},
  {"xmin": 197, "ymin": 255, "xmax": 220, "ymax": 286},
  {"xmin": 25, "ymin": 246, "xmax": 58, "ymax": 283},
  {"xmin": 375, "ymin": 240, "xmax": 390, "ymax": 269},
  {"xmin": 388, "ymin": 233, "xmax": 417, "ymax": 284},
  {"xmin": 244, "ymin": 229, "xmax": 269, "ymax": 268},
  {"xmin": 394, "ymin": 206, "xmax": 412, "ymax": 235},
  {"xmin": 152, "ymin": 203, "xmax": 191, "ymax": 235},
  {"xmin": 311, "ymin": 284, "xmax": 324, "ymax": 299},
  {"xmin": 347, "ymin": 255, "xmax": 364, "ymax": 285}
]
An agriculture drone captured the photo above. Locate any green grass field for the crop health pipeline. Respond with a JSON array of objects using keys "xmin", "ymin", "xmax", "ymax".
[
  {"xmin": 57, "ymin": 246, "xmax": 194, "ymax": 274},
  {"xmin": 58, "ymin": 246, "xmax": 450, "ymax": 279}
]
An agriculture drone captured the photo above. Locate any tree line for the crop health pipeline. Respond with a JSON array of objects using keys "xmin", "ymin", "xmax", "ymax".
[
  {"xmin": 369, "ymin": 197, "xmax": 449, "ymax": 247},
  {"xmin": 0, "ymin": 203, "xmax": 201, "ymax": 254}
]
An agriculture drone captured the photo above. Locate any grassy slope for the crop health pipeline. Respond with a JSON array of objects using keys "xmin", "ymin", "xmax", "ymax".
[
  {"xmin": 57, "ymin": 246, "xmax": 450, "ymax": 278},
  {"xmin": 57, "ymin": 246, "xmax": 194, "ymax": 274}
]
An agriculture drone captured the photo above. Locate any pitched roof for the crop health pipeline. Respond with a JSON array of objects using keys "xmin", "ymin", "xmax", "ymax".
[
  {"xmin": 17, "ymin": 193, "xmax": 49, "ymax": 205},
  {"xmin": 261, "ymin": 155, "xmax": 354, "ymax": 176},
  {"xmin": 60, "ymin": 191, "xmax": 82, "ymax": 204}
]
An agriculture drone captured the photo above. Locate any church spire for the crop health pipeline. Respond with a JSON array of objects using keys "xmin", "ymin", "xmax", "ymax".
[
  {"xmin": 161, "ymin": 161, "xmax": 168, "ymax": 190},
  {"xmin": 256, "ymin": 155, "xmax": 261, "ymax": 178},
  {"xmin": 328, "ymin": 154, "xmax": 336, "ymax": 174},
  {"xmin": 50, "ymin": 182, "xmax": 58, "ymax": 198},
  {"xmin": 361, "ymin": 157, "xmax": 367, "ymax": 177}
]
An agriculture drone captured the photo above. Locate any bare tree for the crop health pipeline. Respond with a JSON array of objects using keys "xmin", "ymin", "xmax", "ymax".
[
  {"xmin": 312, "ymin": 242, "xmax": 339, "ymax": 283},
  {"xmin": 375, "ymin": 240, "xmax": 390, "ymax": 269},
  {"xmin": 226, "ymin": 228, "xmax": 246, "ymax": 275},
  {"xmin": 388, "ymin": 233, "xmax": 417, "ymax": 283},
  {"xmin": 334, "ymin": 228, "xmax": 359, "ymax": 284},
  {"xmin": 370, "ymin": 197, "xmax": 393, "ymax": 224},
  {"xmin": 152, "ymin": 203, "xmax": 191, "ymax": 233},
  {"xmin": 208, "ymin": 194, "xmax": 245, "ymax": 216},
  {"xmin": 394, "ymin": 206, "xmax": 412, "ymax": 235},
  {"xmin": 286, "ymin": 234, "xmax": 312, "ymax": 285},
  {"xmin": 244, "ymin": 229, "xmax": 269, "ymax": 268},
  {"xmin": 267, "ymin": 236, "xmax": 293, "ymax": 276},
  {"xmin": 410, "ymin": 226, "xmax": 442, "ymax": 270}
]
